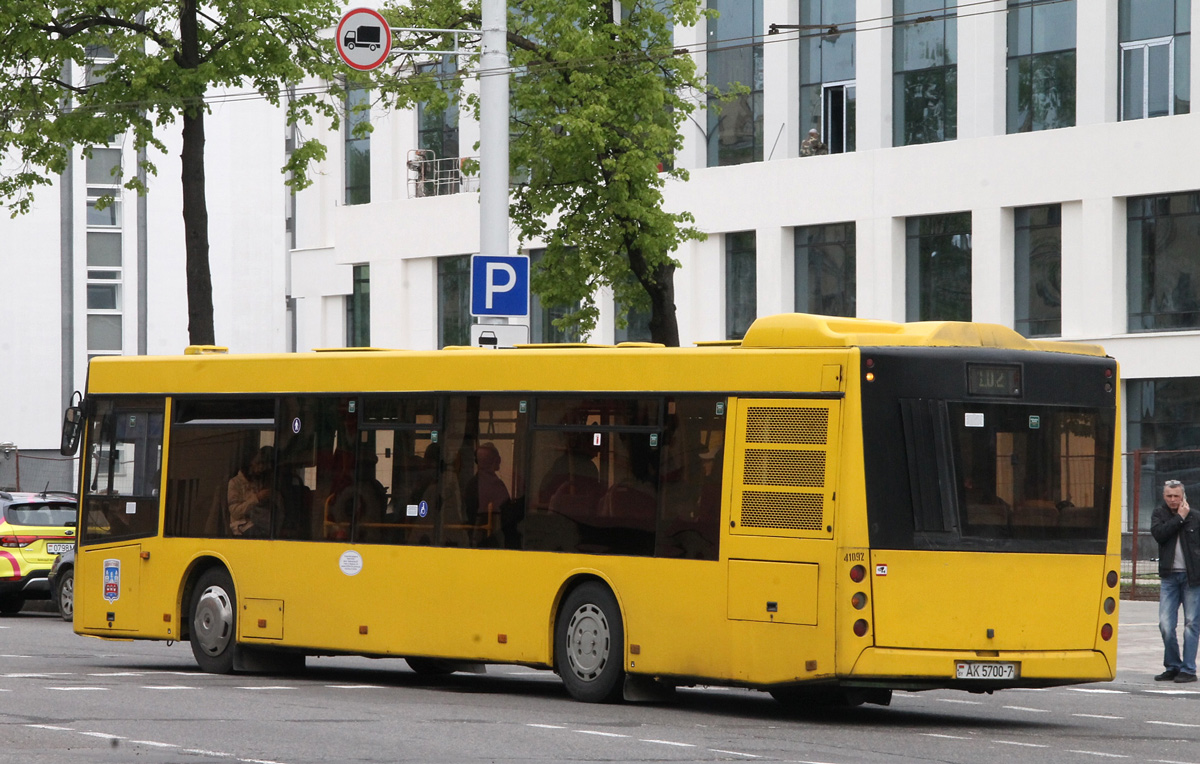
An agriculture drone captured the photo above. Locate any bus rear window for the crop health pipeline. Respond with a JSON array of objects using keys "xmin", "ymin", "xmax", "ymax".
[{"xmin": 949, "ymin": 403, "xmax": 1113, "ymax": 541}]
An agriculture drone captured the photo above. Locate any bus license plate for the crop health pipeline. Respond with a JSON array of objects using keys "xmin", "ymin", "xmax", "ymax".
[
  {"xmin": 47, "ymin": 543, "xmax": 73, "ymax": 555},
  {"xmin": 955, "ymin": 661, "xmax": 1018, "ymax": 680}
]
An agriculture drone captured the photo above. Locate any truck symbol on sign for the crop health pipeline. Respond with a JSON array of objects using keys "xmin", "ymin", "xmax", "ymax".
[{"xmin": 344, "ymin": 25, "xmax": 382, "ymax": 51}]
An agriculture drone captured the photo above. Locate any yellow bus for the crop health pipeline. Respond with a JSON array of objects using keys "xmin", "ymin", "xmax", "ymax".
[{"xmin": 62, "ymin": 313, "xmax": 1121, "ymax": 706}]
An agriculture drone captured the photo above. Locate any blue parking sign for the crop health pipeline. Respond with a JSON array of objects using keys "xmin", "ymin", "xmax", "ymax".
[{"xmin": 471, "ymin": 255, "xmax": 529, "ymax": 317}]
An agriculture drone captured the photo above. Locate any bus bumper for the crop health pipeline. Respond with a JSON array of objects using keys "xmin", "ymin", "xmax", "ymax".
[{"xmin": 845, "ymin": 647, "xmax": 1115, "ymax": 690}]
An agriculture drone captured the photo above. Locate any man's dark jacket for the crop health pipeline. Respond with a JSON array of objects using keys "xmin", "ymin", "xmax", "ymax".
[{"xmin": 1152, "ymin": 502, "xmax": 1200, "ymax": 584}]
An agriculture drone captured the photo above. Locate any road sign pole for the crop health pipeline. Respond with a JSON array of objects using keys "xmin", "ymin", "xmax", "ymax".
[{"xmin": 479, "ymin": 0, "xmax": 509, "ymax": 326}]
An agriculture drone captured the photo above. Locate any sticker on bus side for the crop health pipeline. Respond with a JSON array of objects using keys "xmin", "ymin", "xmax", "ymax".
[
  {"xmin": 339, "ymin": 550, "xmax": 363, "ymax": 577},
  {"xmin": 875, "ymin": 564, "xmax": 888, "ymax": 576},
  {"xmin": 103, "ymin": 559, "xmax": 120, "ymax": 603}
]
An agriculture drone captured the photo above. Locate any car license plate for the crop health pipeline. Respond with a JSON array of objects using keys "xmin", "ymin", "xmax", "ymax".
[
  {"xmin": 46, "ymin": 543, "xmax": 73, "ymax": 555},
  {"xmin": 955, "ymin": 661, "xmax": 1019, "ymax": 680}
]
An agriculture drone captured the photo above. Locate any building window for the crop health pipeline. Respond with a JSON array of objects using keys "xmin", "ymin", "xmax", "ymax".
[
  {"xmin": 344, "ymin": 83, "xmax": 371, "ymax": 205},
  {"xmin": 86, "ymin": 145, "xmax": 123, "ymax": 356},
  {"xmin": 614, "ymin": 272, "xmax": 653, "ymax": 344},
  {"xmin": 1120, "ymin": 0, "xmax": 1191, "ymax": 120},
  {"xmin": 1128, "ymin": 191, "xmax": 1200, "ymax": 332},
  {"xmin": 905, "ymin": 212, "xmax": 971, "ymax": 321},
  {"xmin": 893, "ymin": 1, "xmax": 957, "ymax": 147},
  {"xmin": 415, "ymin": 56, "xmax": 461, "ymax": 197},
  {"xmin": 795, "ymin": 222, "xmax": 855, "ymax": 317},
  {"xmin": 800, "ymin": 0, "xmax": 856, "ymax": 154},
  {"xmin": 1007, "ymin": 0, "xmax": 1076, "ymax": 133},
  {"xmin": 726, "ymin": 231, "xmax": 757, "ymax": 340},
  {"xmin": 1014, "ymin": 204, "xmax": 1062, "ymax": 337},
  {"xmin": 437, "ymin": 255, "xmax": 474, "ymax": 348},
  {"xmin": 1126, "ymin": 377, "xmax": 1200, "ymax": 530},
  {"xmin": 707, "ymin": 0, "xmax": 764, "ymax": 167},
  {"xmin": 529, "ymin": 249, "xmax": 580, "ymax": 343},
  {"xmin": 347, "ymin": 264, "xmax": 370, "ymax": 347}
]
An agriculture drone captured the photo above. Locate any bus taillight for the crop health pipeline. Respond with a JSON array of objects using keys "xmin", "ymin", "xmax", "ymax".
[
  {"xmin": 1104, "ymin": 597, "xmax": 1116, "ymax": 615},
  {"xmin": 851, "ymin": 592, "xmax": 867, "ymax": 610},
  {"xmin": 1106, "ymin": 570, "xmax": 1118, "ymax": 588},
  {"xmin": 1101, "ymin": 623, "xmax": 1113, "ymax": 641},
  {"xmin": 853, "ymin": 619, "xmax": 869, "ymax": 637},
  {"xmin": 850, "ymin": 564, "xmax": 866, "ymax": 583}
]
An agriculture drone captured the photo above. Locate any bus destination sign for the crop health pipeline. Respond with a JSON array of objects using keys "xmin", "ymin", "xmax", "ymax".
[{"xmin": 967, "ymin": 363, "xmax": 1022, "ymax": 397}]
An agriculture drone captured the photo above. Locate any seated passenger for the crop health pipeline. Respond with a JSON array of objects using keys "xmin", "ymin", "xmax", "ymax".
[{"xmin": 228, "ymin": 446, "xmax": 276, "ymax": 537}]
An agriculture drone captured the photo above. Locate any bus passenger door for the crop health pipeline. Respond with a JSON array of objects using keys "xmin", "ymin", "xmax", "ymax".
[
  {"xmin": 79, "ymin": 545, "xmax": 144, "ymax": 633},
  {"xmin": 724, "ymin": 398, "xmax": 841, "ymax": 685}
]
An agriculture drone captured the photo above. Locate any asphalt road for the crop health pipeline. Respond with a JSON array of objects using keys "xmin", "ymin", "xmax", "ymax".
[{"xmin": 1, "ymin": 598, "xmax": 1196, "ymax": 764}]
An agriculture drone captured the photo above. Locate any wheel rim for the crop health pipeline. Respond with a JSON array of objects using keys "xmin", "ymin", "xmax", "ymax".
[
  {"xmin": 61, "ymin": 577, "xmax": 74, "ymax": 617},
  {"xmin": 565, "ymin": 603, "xmax": 610, "ymax": 682},
  {"xmin": 193, "ymin": 585, "xmax": 234, "ymax": 657}
]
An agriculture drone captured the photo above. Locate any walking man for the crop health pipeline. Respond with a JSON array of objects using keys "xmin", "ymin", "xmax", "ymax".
[{"xmin": 1151, "ymin": 479, "xmax": 1200, "ymax": 682}]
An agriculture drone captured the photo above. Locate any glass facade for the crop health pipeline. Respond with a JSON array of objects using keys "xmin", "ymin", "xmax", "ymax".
[
  {"xmin": 799, "ymin": 0, "xmax": 857, "ymax": 154},
  {"xmin": 1128, "ymin": 191, "xmax": 1200, "ymax": 332},
  {"xmin": 614, "ymin": 273, "xmax": 653, "ymax": 343},
  {"xmin": 437, "ymin": 255, "xmax": 473, "ymax": 348},
  {"xmin": 1127, "ymin": 377, "xmax": 1200, "ymax": 530},
  {"xmin": 726, "ymin": 231, "xmax": 757, "ymax": 340},
  {"xmin": 1119, "ymin": 0, "xmax": 1191, "ymax": 120},
  {"xmin": 707, "ymin": 0, "xmax": 764, "ymax": 166},
  {"xmin": 893, "ymin": 0, "xmax": 957, "ymax": 146},
  {"xmin": 794, "ymin": 222, "xmax": 856, "ymax": 317},
  {"xmin": 1007, "ymin": 0, "xmax": 1076, "ymax": 133},
  {"xmin": 344, "ymin": 84, "xmax": 371, "ymax": 205},
  {"xmin": 1014, "ymin": 204, "xmax": 1062, "ymax": 337},
  {"xmin": 86, "ymin": 142, "xmax": 123, "ymax": 356},
  {"xmin": 905, "ymin": 212, "xmax": 971, "ymax": 321}
]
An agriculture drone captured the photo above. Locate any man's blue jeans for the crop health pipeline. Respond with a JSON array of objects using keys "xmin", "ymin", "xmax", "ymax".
[{"xmin": 1160, "ymin": 571, "xmax": 1200, "ymax": 675}]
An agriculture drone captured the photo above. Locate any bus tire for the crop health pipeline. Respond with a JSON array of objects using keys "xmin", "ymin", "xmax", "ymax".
[
  {"xmin": 555, "ymin": 582, "xmax": 625, "ymax": 703},
  {"xmin": 190, "ymin": 568, "xmax": 239, "ymax": 674},
  {"xmin": 406, "ymin": 657, "xmax": 456, "ymax": 676}
]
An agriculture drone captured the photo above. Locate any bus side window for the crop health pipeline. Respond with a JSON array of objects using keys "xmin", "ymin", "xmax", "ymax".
[{"xmin": 657, "ymin": 396, "xmax": 725, "ymax": 561}]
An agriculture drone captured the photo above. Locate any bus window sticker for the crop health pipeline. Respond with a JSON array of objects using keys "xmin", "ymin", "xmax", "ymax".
[{"xmin": 964, "ymin": 412, "xmax": 985, "ymax": 428}]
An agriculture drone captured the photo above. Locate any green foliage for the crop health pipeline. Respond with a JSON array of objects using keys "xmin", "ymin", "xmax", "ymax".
[
  {"xmin": 0, "ymin": 0, "xmax": 344, "ymax": 215},
  {"xmin": 376, "ymin": 0, "xmax": 710, "ymax": 343}
]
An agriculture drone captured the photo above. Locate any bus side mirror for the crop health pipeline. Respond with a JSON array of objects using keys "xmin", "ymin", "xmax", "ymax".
[{"xmin": 60, "ymin": 392, "xmax": 84, "ymax": 456}]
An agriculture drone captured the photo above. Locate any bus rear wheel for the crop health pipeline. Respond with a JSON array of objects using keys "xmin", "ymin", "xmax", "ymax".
[
  {"xmin": 555, "ymin": 582, "xmax": 625, "ymax": 703},
  {"xmin": 190, "ymin": 568, "xmax": 238, "ymax": 674}
]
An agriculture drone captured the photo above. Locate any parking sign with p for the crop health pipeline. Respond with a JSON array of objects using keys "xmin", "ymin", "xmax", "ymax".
[{"xmin": 471, "ymin": 255, "xmax": 529, "ymax": 317}]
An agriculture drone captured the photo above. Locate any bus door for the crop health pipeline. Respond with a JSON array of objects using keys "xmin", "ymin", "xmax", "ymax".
[{"xmin": 724, "ymin": 398, "xmax": 841, "ymax": 683}]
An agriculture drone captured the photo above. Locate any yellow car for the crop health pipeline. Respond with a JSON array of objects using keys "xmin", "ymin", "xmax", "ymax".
[{"xmin": 0, "ymin": 491, "xmax": 77, "ymax": 615}]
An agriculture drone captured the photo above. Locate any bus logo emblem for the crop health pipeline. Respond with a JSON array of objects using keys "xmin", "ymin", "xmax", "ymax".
[{"xmin": 103, "ymin": 559, "xmax": 121, "ymax": 603}]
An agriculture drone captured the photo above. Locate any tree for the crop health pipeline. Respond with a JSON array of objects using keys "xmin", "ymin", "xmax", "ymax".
[
  {"xmin": 379, "ymin": 0, "xmax": 709, "ymax": 346},
  {"xmin": 0, "ymin": 0, "xmax": 343, "ymax": 345}
]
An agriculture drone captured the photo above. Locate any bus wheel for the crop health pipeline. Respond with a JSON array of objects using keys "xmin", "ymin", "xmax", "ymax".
[
  {"xmin": 555, "ymin": 582, "xmax": 625, "ymax": 703},
  {"xmin": 0, "ymin": 595, "xmax": 24, "ymax": 615},
  {"xmin": 190, "ymin": 568, "xmax": 238, "ymax": 674}
]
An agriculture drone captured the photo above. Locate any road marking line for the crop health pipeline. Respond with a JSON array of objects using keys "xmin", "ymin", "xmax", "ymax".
[
  {"xmin": 1069, "ymin": 751, "xmax": 1129, "ymax": 758},
  {"xmin": 326, "ymin": 684, "xmax": 384, "ymax": 689},
  {"xmin": 526, "ymin": 724, "xmax": 566, "ymax": 729},
  {"xmin": 89, "ymin": 672, "xmax": 146, "ymax": 676},
  {"xmin": 182, "ymin": 749, "xmax": 233, "ymax": 757},
  {"xmin": 994, "ymin": 741, "xmax": 1049, "ymax": 747},
  {"xmin": 25, "ymin": 724, "xmax": 74, "ymax": 731},
  {"xmin": 79, "ymin": 732, "xmax": 125, "ymax": 740},
  {"xmin": 238, "ymin": 759, "xmax": 289, "ymax": 764},
  {"xmin": 236, "ymin": 686, "xmax": 295, "ymax": 690},
  {"xmin": 1003, "ymin": 706, "xmax": 1050, "ymax": 713},
  {"xmin": 130, "ymin": 740, "xmax": 179, "ymax": 748},
  {"xmin": 1148, "ymin": 689, "xmax": 1200, "ymax": 695},
  {"xmin": 1074, "ymin": 714, "xmax": 1124, "ymax": 720},
  {"xmin": 5, "ymin": 672, "xmax": 73, "ymax": 677},
  {"xmin": 577, "ymin": 730, "xmax": 629, "ymax": 738},
  {"xmin": 1149, "ymin": 759, "xmax": 1200, "ymax": 764},
  {"xmin": 1069, "ymin": 688, "xmax": 1127, "ymax": 694},
  {"xmin": 47, "ymin": 686, "xmax": 107, "ymax": 691},
  {"xmin": 921, "ymin": 733, "xmax": 971, "ymax": 740},
  {"xmin": 709, "ymin": 749, "xmax": 760, "ymax": 758},
  {"xmin": 142, "ymin": 685, "xmax": 197, "ymax": 690},
  {"xmin": 1147, "ymin": 721, "xmax": 1200, "ymax": 728},
  {"xmin": 640, "ymin": 739, "xmax": 696, "ymax": 747},
  {"xmin": 936, "ymin": 698, "xmax": 982, "ymax": 705}
]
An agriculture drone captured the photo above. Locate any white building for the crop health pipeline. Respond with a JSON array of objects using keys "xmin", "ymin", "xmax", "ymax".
[{"xmin": 4, "ymin": 0, "xmax": 1198, "ymax": 517}]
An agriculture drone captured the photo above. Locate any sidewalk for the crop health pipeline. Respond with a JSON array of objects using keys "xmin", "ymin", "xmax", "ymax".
[{"xmin": 1116, "ymin": 598, "xmax": 1167, "ymax": 686}]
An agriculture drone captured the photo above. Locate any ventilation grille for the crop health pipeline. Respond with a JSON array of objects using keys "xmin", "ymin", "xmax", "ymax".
[
  {"xmin": 743, "ymin": 450, "xmax": 826, "ymax": 487},
  {"xmin": 740, "ymin": 491, "xmax": 824, "ymax": 530},
  {"xmin": 745, "ymin": 407, "xmax": 828, "ymax": 444}
]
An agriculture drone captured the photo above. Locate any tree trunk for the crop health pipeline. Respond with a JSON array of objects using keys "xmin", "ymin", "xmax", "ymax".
[
  {"xmin": 179, "ymin": 0, "xmax": 215, "ymax": 346},
  {"xmin": 627, "ymin": 241, "xmax": 680, "ymax": 347}
]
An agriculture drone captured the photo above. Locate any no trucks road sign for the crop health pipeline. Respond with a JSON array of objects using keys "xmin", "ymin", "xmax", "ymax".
[{"xmin": 336, "ymin": 8, "xmax": 392, "ymax": 71}]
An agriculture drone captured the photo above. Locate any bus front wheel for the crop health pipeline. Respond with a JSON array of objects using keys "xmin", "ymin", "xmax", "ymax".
[
  {"xmin": 555, "ymin": 582, "xmax": 625, "ymax": 703},
  {"xmin": 190, "ymin": 568, "xmax": 238, "ymax": 673}
]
